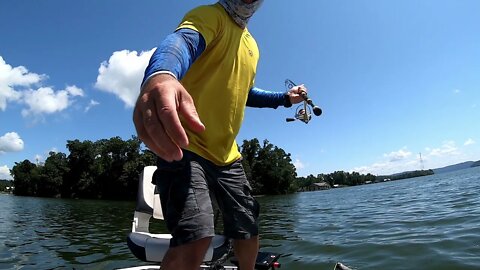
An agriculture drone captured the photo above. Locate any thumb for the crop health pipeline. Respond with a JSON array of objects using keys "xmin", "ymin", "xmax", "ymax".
[
  {"xmin": 296, "ymin": 84, "xmax": 305, "ymax": 92},
  {"xmin": 178, "ymin": 92, "xmax": 205, "ymax": 133}
]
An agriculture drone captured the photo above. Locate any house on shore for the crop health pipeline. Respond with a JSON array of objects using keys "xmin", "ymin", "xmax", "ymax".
[{"xmin": 301, "ymin": 182, "xmax": 331, "ymax": 192}]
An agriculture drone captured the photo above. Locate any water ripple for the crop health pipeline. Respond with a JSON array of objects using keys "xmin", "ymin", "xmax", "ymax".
[{"xmin": 1, "ymin": 167, "xmax": 479, "ymax": 269}]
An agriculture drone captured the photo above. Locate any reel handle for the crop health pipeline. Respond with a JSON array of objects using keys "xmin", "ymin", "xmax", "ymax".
[
  {"xmin": 300, "ymin": 92, "xmax": 322, "ymax": 116},
  {"xmin": 286, "ymin": 118, "xmax": 296, "ymax": 122}
]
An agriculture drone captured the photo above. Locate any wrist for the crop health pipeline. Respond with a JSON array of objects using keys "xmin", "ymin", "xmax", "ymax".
[
  {"xmin": 284, "ymin": 93, "xmax": 292, "ymax": 108},
  {"xmin": 142, "ymin": 70, "xmax": 177, "ymax": 89}
]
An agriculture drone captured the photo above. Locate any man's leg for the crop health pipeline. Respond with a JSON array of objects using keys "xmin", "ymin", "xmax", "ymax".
[
  {"xmin": 233, "ymin": 236, "xmax": 259, "ymax": 270},
  {"xmin": 154, "ymin": 153, "xmax": 216, "ymax": 270},
  {"xmin": 211, "ymin": 159, "xmax": 261, "ymax": 270},
  {"xmin": 160, "ymin": 237, "xmax": 212, "ymax": 270}
]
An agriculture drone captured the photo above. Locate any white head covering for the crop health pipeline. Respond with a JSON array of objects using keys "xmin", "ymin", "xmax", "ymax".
[{"xmin": 218, "ymin": 0, "xmax": 264, "ymax": 28}]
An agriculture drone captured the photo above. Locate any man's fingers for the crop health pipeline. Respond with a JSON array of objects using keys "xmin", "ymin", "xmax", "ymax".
[
  {"xmin": 178, "ymin": 92, "xmax": 205, "ymax": 133},
  {"xmin": 132, "ymin": 75, "xmax": 204, "ymax": 161},
  {"xmin": 150, "ymin": 90, "xmax": 191, "ymax": 149},
  {"xmin": 295, "ymin": 84, "xmax": 307, "ymax": 94},
  {"xmin": 133, "ymin": 100, "xmax": 183, "ymax": 161},
  {"xmin": 137, "ymin": 73, "xmax": 189, "ymax": 150},
  {"xmin": 146, "ymin": 107, "xmax": 185, "ymax": 161}
]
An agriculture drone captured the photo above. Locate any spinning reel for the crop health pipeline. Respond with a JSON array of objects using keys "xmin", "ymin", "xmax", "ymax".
[{"xmin": 285, "ymin": 79, "xmax": 322, "ymax": 124}]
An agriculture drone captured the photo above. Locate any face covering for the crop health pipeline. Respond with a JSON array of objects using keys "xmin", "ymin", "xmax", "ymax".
[{"xmin": 218, "ymin": 0, "xmax": 264, "ymax": 28}]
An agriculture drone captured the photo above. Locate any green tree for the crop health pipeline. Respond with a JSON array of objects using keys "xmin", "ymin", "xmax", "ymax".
[
  {"xmin": 95, "ymin": 137, "xmax": 128, "ymax": 199},
  {"xmin": 11, "ymin": 160, "xmax": 38, "ymax": 196},
  {"xmin": 0, "ymin": 180, "xmax": 13, "ymax": 192},
  {"xmin": 95, "ymin": 136, "xmax": 154, "ymax": 199},
  {"xmin": 124, "ymin": 137, "xmax": 155, "ymax": 199},
  {"xmin": 241, "ymin": 139, "xmax": 297, "ymax": 195},
  {"xmin": 240, "ymin": 138, "xmax": 263, "ymax": 192},
  {"xmin": 37, "ymin": 151, "xmax": 69, "ymax": 197},
  {"xmin": 65, "ymin": 139, "xmax": 99, "ymax": 198},
  {"xmin": 10, "ymin": 136, "xmax": 156, "ymax": 200}
]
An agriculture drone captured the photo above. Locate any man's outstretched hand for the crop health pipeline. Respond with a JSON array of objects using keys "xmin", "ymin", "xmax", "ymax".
[{"xmin": 133, "ymin": 74, "xmax": 205, "ymax": 161}]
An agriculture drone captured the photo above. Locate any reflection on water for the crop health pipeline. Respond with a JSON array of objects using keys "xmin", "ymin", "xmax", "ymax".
[
  {"xmin": 0, "ymin": 196, "xmax": 138, "ymax": 270},
  {"xmin": 1, "ymin": 167, "xmax": 479, "ymax": 270}
]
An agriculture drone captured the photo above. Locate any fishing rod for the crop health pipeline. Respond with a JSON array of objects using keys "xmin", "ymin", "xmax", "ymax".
[{"xmin": 285, "ymin": 79, "xmax": 322, "ymax": 124}]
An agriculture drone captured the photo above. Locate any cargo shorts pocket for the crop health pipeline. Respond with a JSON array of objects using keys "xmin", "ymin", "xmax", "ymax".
[{"xmin": 154, "ymin": 158, "xmax": 199, "ymax": 224}]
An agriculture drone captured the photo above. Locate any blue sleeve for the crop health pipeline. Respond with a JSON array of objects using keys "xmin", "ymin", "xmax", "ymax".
[
  {"xmin": 246, "ymin": 87, "xmax": 291, "ymax": 108},
  {"xmin": 142, "ymin": 28, "xmax": 206, "ymax": 86}
]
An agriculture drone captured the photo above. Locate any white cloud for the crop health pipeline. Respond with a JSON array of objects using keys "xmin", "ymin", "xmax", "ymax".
[
  {"xmin": 0, "ymin": 56, "xmax": 85, "ymax": 117},
  {"xmin": 350, "ymin": 141, "xmax": 469, "ymax": 175},
  {"xmin": 383, "ymin": 147, "xmax": 412, "ymax": 162},
  {"xmin": 293, "ymin": 158, "xmax": 305, "ymax": 170},
  {"xmin": 0, "ymin": 86, "xmax": 21, "ymax": 111},
  {"xmin": 352, "ymin": 159, "xmax": 423, "ymax": 176},
  {"xmin": 426, "ymin": 141, "xmax": 459, "ymax": 157},
  {"xmin": 0, "ymin": 57, "xmax": 44, "ymax": 86},
  {"xmin": 0, "ymin": 165, "xmax": 12, "ymax": 180},
  {"xmin": 0, "ymin": 132, "xmax": 24, "ymax": 154},
  {"xmin": 34, "ymin": 154, "xmax": 43, "ymax": 164},
  {"xmin": 464, "ymin": 138, "xmax": 475, "ymax": 146},
  {"xmin": 352, "ymin": 162, "xmax": 387, "ymax": 175},
  {"xmin": 20, "ymin": 85, "xmax": 84, "ymax": 117},
  {"xmin": 85, "ymin": 99, "xmax": 100, "ymax": 112},
  {"xmin": 0, "ymin": 56, "xmax": 46, "ymax": 111},
  {"xmin": 33, "ymin": 148, "xmax": 61, "ymax": 165},
  {"xmin": 453, "ymin": 89, "xmax": 460, "ymax": 94},
  {"xmin": 95, "ymin": 49, "xmax": 155, "ymax": 108},
  {"xmin": 66, "ymin": 85, "xmax": 84, "ymax": 97},
  {"xmin": 351, "ymin": 160, "xmax": 399, "ymax": 176}
]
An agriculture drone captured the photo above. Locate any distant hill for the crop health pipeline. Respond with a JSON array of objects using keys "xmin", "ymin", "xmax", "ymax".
[
  {"xmin": 377, "ymin": 160, "xmax": 479, "ymax": 179},
  {"xmin": 432, "ymin": 161, "xmax": 475, "ymax": 174}
]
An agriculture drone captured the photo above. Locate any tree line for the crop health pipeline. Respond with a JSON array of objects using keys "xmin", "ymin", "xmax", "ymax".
[
  {"xmin": 296, "ymin": 169, "xmax": 435, "ymax": 189},
  {"xmin": 296, "ymin": 170, "xmax": 377, "ymax": 189},
  {"xmin": 9, "ymin": 136, "xmax": 380, "ymax": 200},
  {"xmin": 11, "ymin": 137, "xmax": 156, "ymax": 200},
  {"xmin": 379, "ymin": 169, "xmax": 434, "ymax": 181},
  {"xmin": 0, "ymin": 180, "xmax": 13, "ymax": 192}
]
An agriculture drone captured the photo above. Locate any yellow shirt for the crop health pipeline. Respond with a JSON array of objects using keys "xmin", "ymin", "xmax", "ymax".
[{"xmin": 177, "ymin": 3, "xmax": 259, "ymax": 165}]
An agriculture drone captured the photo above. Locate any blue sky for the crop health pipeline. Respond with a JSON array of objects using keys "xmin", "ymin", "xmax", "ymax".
[{"xmin": 1, "ymin": 0, "xmax": 479, "ymax": 180}]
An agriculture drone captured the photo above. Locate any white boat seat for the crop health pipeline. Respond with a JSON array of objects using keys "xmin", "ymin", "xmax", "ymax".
[{"xmin": 126, "ymin": 166, "xmax": 231, "ymax": 263}]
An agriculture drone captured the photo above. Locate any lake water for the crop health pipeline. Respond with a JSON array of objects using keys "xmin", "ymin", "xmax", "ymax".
[{"xmin": 1, "ymin": 167, "xmax": 479, "ymax": 270}]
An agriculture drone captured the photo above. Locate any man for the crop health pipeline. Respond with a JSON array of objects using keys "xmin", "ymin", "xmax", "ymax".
[{"xmin": 133, "ymin": 1, "xmax": 307, "ymax": 269}]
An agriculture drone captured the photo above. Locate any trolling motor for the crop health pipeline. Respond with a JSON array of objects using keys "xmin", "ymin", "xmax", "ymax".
[{"xmin": 285, "ymin": 79, "xmax": 322, "ymax": 124}]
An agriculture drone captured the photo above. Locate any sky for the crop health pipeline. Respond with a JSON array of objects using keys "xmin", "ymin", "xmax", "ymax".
[{"xmin": 1, "ymin": 0, "xmax": 479, "ymax": 180}]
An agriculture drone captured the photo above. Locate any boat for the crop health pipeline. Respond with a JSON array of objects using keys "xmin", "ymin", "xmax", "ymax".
[
  {"xmin": 118, "ymin": 166, "xmax": 281, "ymax": 270},
  {"xmin": 118, "ymin": 166, "xmax": 353, "ymax": 270},
  {"xmin": 334, "ymin": 262, "xmax": 353, "ymax": 270}
]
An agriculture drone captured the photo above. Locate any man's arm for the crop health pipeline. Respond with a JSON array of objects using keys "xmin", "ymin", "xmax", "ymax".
[
  {"xmin": 142, "ymin": 28, "xmax": 206, "ymax": 86},
  {"xmin": 246, "ymin": 87, "xmax": 291, "ymax": 108},
  {"xmin": 133, "ymin": 28, "xmax": 206, "ymax": 161},
  {"xmin": 246, "ymin": 85, "xmax": 308, "ymax": 108}
]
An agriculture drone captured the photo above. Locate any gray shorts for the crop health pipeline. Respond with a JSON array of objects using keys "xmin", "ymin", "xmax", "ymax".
[{"xmin": 153, "ymin": 150, "xmax": 260, "ymax": 247}]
